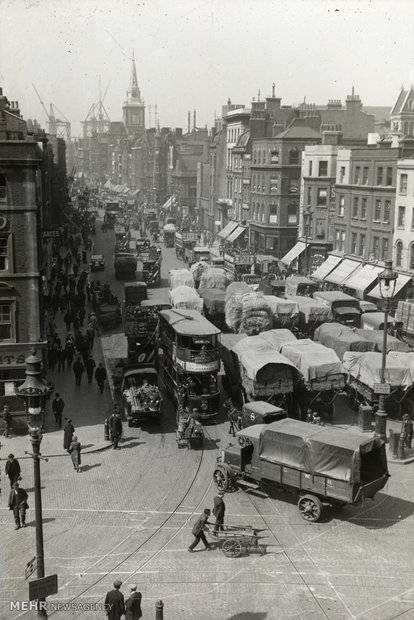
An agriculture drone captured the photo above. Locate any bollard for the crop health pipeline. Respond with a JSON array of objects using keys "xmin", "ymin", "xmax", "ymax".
[
  {"xmin": 388, "ymin": 429, "xmax": 399, "ymax": 457},
  {"xmin": 104, "ymin": 418, "xmax": 109, "ymax": 441},
  {"xmin": 397, "ymin": 432, "xmax": 406, "ymax": 460},
  {"xmin": 155, "ymin": 599, "xmax": 164, "ymax": 620}
]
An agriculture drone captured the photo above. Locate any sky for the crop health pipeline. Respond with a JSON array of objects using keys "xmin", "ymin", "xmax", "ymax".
[{"xmin": 1, "ymin": 0, "xmax": 414, "ymax": 137}]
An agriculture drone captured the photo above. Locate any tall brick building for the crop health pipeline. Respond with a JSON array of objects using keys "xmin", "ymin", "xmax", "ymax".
[{"xmin": 0, "ymin": 88, "xmax": 46, "ymax": 427}]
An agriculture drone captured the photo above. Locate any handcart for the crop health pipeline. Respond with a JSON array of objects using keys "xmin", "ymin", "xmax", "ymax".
[{"xmin": 206, "ymin": 524, "xmax": 266, "ymax": 558}]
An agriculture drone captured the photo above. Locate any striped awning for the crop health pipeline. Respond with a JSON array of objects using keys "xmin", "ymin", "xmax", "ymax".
[
  {"xmin": 324, "ymin": 258, "xmax": 361, "ymax": 285},
  {"xmin": 342, "ymin": 264, "xmax": 384, "ymax": 295},
  {"xmin": 311, "ymin": 255, "xmax": 342, "ymax": 281},
  {"xmin": 368, "ymin": 273, "xmax": 412, "ymax": 299},
  {"xmin": 218, "ymin": 220, "xmax": 239, "ymax": 239},
  {"xmin": 280, "ymin": 241, "xmax": 306, "ymax": 265}
]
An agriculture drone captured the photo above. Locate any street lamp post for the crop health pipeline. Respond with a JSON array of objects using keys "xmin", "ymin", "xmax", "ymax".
[
  {"xmin": 303, "ymin": 206, "xmax": 312, "ymax": 275},
  {"xmin": 374, "ymin": 261, "xmax": 398, "ymax": 441},
  {"xmin": 15, "ymin": 350, "xmax": 54, "ymax": 619}
]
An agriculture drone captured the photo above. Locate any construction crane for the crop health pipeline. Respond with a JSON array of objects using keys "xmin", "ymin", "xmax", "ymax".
[
  {"xmin": 82, "ymin": 78, "xmax": 111, "ymax": 138},
  {"xmin": 32, "ymin": 84, "xmax": 71, "ymax": 141}
]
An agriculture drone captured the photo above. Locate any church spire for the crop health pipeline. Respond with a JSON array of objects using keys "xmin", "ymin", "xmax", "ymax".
[{"xmin": 127, "ymin": 50, "xmax": 141, "ymax": 103}]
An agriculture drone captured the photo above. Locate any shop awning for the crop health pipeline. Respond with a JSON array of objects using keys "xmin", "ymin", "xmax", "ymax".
[
  {"xmin": 162, "ymin": 195, "xmax": 175, "ymax": 211},
  {"xmin": 226, "ymin": 226, "xmax": 246, "ymax": 244},
  {"xmin": 342, "ymin": 264, "xmax": 383, "ymax": 295},
  {"xmin": 311, "ymin": 255, "xmax": 342, "ymax": 281},
  {"xmin": 368, "ymin": 273, "xmax": 412, "ymax": 299},
  {"xmin": 218, "ymin": 220, "xmax": 239, "ymax": 239},
  {"xmin": 324, "ymin": 258, "xmax": 361, "ymax": 285},
  {"xmin": 280, "ymin": 241, "xmax": 306, "ymax": 265}
]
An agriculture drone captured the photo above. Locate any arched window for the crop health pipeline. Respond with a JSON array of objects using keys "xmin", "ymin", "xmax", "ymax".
[
  {"xmin": 396, "ymin": 241, "xmax": 403, "ymax": 267},
  {"xmin": 410, "ymin": 244, "xmax": 414, "ymax": 270}
]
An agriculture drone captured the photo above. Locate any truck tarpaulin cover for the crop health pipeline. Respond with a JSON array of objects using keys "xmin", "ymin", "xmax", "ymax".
[
  {"xmin": 314, "ymin": 323, "xmax": 376, "ymax": 361},
  {"xmin": 285, "ymin": 296, "xmax": 330, "ymax": 324},
  {"xmin": 280, "ymin": 339, "xmax": 343, "ymax": 383},
  {"xmin": 258, "ymin": 329, "xmax": 297, "ymax": 352},
  {"xmin": 355, "ymin": 329, "xmax": 412, "ymax": 353},
  {"xmin": 170, "ymin": 285, "xmax": 203, "ymax": 313},
  {"xmin": 263, "ymin": 296, "xmax": 300, "ymax": 319},
  {"xmin": 199, "ymin": 267, "xmax": 229, "ymax": 291},
  {"xmin": 168, "ymin": 269, "xmax": 194, "ymax": 290},
  {"xmin": 343, "ymin": 351, "xmax": 413, "ymax": 389},
  {"xmin": 199, "ymin": 288, "xmax": 225, "ymax": 314},
  {"xmin": 219, "ymin": 333, "xmax": 247, "ymax": 385},
  {"xmin": 225, "ymin": 281, "xmax": 252, "ymax": 332},
  {"xmin": 259, "ymin": 419, "xmax": 383, "ymax": 483}
]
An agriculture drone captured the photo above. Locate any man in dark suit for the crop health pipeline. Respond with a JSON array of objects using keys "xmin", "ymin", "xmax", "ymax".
[
  {"xmin": 5, "ymin": 454, "xmax": 21, "ymax": 488},
  {"xmin": 8, "ymin": 482, "xmax": 28, "ymax": 530},
  {"xmin": 125, "ymin": 584, "xmax": 142, "ymax": 620},
  {"xmin": 213, "ymin": 492, "xmax": 226, "ymax": 533},
  {"xmin": 104, "ymin": 579, "xmax": 125, "ymax": 620},
  {"xmin": 188, "ymin": 508, "xmax": 212, "ymax": 552},
  {"xmin": 109, "ymin": 412, "xmax": 123, "ymax": 449},
  {"xmin": 52, "ymin": 393, "xmax": 65, "ymax": 428}
]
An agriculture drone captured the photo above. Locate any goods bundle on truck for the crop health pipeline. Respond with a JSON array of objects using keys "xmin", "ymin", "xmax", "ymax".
[
  {"xmin": 199, "ymin": 288, "xmax": 226, "ymax": 329},
  {"xmin": 343, "ymin": 350, "xmax": 414, "ymax": 417},
  {"xmin": 170, "ymin": 285, "xmax": 203, "ymax": 313},
  {"xmin": 263, "ymin": 296, "xmax": 299, "ymax": 329},
  {"xmin": 225, "ymin": 281, "xmax": 252, "ymax": 332},
  {"xmin": 190, "ymin": 261, "xmax": 210, "ymax": 289},
  {"xmin": 199, "ymin": 267, "xmax": 229, "ymax": 292},
  {"xmin": 168, "ymin": 268, "xmax": 194, "ymax": 290},
  {"xmin": 213, "ymin": 419, "xmax": 390, "ymax": 522},
  {"xmin": 279, "ymin": 339, "xmax": 346, "ymax": 421},
  {"xmin": 122, "ymin": 366, "xmax": 162, "ymax": 426},
  {"xmin": 284, "ymin": 295, "xmax": 331, "ymax": 338},
  {"xmin": 238, "ymin": 292, "xmax": 273, "ymax": 336},
  {"xmin": 314, "ymin": 323, "xmax": 377, "ymax": 361}
]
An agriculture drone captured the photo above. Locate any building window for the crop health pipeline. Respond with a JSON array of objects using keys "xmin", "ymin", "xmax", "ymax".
[
  {"xmin": 0, "ymin": 303, "xmax": 12, "ymax": 341},
  {"xmin": 351, "ymin": 232, "xmax": 357, "ymax": 254},
  {"xmin": 340, "ymin": 230, "xmax": 345, "ymax": 251},
  {"xmin": 287, "ymin": 204, "xmax": 297, "ymax": 224},
  {"xmin": 262, "ymin": 150, "xmax": 266, "ymax": 164},
  {"xmin": 0, "ymin": 175, "xmax": 6, "ymax": 201},
  {"xmin": 374, "ymin": 200, "xmax": 382, "ymax": 221},
  {"xmin": 259, "ymin": 234, "xmax": 265, "ymax": 250},
  {"xmin": 0, "ymin": 234, "xmax": 11, "ymax": 271},
  {"xmin": 361, "ymin": 198, "xmax": 367, "ymax": 219},
  {"xmin": 373, "ymin": 236, "xmax": 380, "ymax": 258},
  {"xmin": 410, "ymin": 244, "xmax": 414, "ymax": 270},
  {"xmin": 338, "ymin": 195, "xmax": 345, "ymax": 216},
  {"xmin": 339, "ymin": 166, "xmax": 345, "ymax": 183},
  {"xmin": 398, "ymin": 206, "xmax": 406, "ymax": 227},
  {"xmin": 258, "ymin": 150, "xmax": 261, "ymax": 164},
  {"xmin": 384, "ymin": 200, "xmax": 391, "ymax": 223},
  {"xmin": 317, "ymin": 188, "xmax": 327, "ymax": 206},
  {"xmin": 289, "ymin": 149, "xmax": 300, "ymax": 165},
  {"xmin": 352, "ymin": 197, "xmax": 359, "ymax": 218},
  {"xmin": 363, "ymin": 166, "xmax": 369, "ymax": 185},
  {"xmin": 354, "ymin": 166, "xmax": 360, "ymax": 184},
  {"xmin": 382, "ymin": 238, "xmax": 389, "ymax": 261},
  {"xmin": 359, "ymin": 234, "xmax": 366, "ymax": 257},
  {"xmin": 316, "ymin": 219, "xmax": 325, "ymax": 239},
  {"xmin": 266, "ymin": 236, "xmax": 275, "ymax": 250},
  {"xmin": 307, "ymin": 187, "xmax": 312, "ymax": 204},
  {"xmin": 396, "ymin": 241, "xmax": 403, "ymax": 267},
  {"xmin": 377, "ymin": 167, "xmax": 383, "ymax": 186},
  {"xmin": 269, "ymin": 203, "xmax": 278, "ymax": 224},
  {"xmin": 399, "ymin": 174, "xmax": 408, "ymax": 195},
  {"xmin": 308, "ymin": 161, "xmax": 313, "ymax": 176},
  {"xmin": 318, "ymin": 160, "xmax": 328, "ymax": 176},
  {"xmin": 386, "ymin": 167, "xmax": 393, "ymax": 186}
]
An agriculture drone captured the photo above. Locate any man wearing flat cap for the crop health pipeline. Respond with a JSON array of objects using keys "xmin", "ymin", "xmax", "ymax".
[
  {"xmin": 105, "ymin": 579, "xmax": 125, "ymax": 619},
  {"xmin": 125, "ymin": 585, "xmax": 142, "ymax": 620},
  {"xmin": 213, "ymin": 492, "xmax": 226, "ymax": 533},
  {"xmin": 5, "ymin": 454, "xmax": 21, "ymax": 488}
]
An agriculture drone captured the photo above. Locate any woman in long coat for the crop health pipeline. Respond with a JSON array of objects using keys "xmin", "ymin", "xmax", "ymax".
[
  {"xmin": 63, "ymin": 418, "xmax": 75, "ymax": 452},
  {"xmin": 68, "ymin": 436, "xmax": 81, "ymax": 472}
]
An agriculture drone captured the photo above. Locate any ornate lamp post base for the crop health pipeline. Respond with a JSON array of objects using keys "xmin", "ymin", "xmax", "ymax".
[{"xmin": 374, "ymin": 409, "xmax": 387, "ymax": 443}]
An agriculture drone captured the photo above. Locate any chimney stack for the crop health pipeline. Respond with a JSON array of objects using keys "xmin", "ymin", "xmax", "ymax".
[
  {"xmin": 193, "ymin": 109, "xmax": 196, "ymax": 130},
  {"xmin": 188, "ymin": 111, "xmax": 190, "ymax": 133}
]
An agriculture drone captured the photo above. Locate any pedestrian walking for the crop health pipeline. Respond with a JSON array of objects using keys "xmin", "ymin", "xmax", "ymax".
[
  {"xmin": 64, "ymin": 310, "xmax": 72, "ymax": 332},
  {"xmin": 212, "ymin": 492, "xmax": 226, "ymax": 533},
  {"xmin": 109, "ymin": 411, "xmax": 123, "ymax": 449},
  {"xmin": 73, "ymin": 356, "xmax": 85, "ymax": 386},
  {"xmin": 65, "ymin": 338, "xmax": 75, "ymax": 367},
  {"xmin": 8, "ymin": 482, "xmax": 28, "ymax": 530},
  {"xmin": 68, "ymin": 436, "xmax": 81, "ymax": 472},
  {"xmin": 95, "ymin": 362, "xmax": 107, "ymax": 393},
  {"xmin": 63, "ymin": 417, "xmax": 75, "ymax": 452},
  {"xmin": 5, "ymin": 454, "xmax": 21, "ymax": 488},
  {"xmin": 2, "ymin": 404, "xmax": 11, "ymax": 437},
  {"xmin": 85, "ymin": 356, "xmax": 96, "ymax": 384},
  {"xmin": 188, "ymin": 508, "xmax": 212, "ymax": 552},
  {"xmin": 78, "ymin": 306, "xmax": 86, "ymax": 328},
  {"xmin": 86, "ymin": 322, "xmax": 95, "ymax": 349},
  {"xmin": 125, "ymin": 585, "xmax": 142, "ymax": 620},
  {"xmin": 52, "ymin": 393, "xmax": 65, "ymax": 428},
  {"xmin": 104, "ymin": 580, "xmax": 126, "ymax": 620},
  {"xmin": 57, "ymin": 345, "xmax": 66, "ymax": 372}
]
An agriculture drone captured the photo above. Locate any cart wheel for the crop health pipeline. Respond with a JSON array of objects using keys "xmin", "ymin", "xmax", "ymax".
[
  {"xmin": 213, "ymin": 467, "xmax": 229, "ymax": 491},
  {"xmin": 298, "ymin": 494, "xmax": 323, "ymax": 522},
  {"xmin": 222, "ymin": 538, "xmax": 242, "ymax": 558}
]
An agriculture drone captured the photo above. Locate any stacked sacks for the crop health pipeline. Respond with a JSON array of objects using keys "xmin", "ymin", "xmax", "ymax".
[
  {"xmin": 170, "ymin": 285, "xmax": 203, "ymax": 313},
  {"xmin": 168, "ymin": 268, "xmax": 194, "ymax": 290},
  {"xmin": 225, "ymin": 281, "xmax": 251, "ymax": 332},
  {"xmin": 239, "ymin": 292, "xmax": 273, "ymax": 336},
  {"xmin": 199, "ymin": 267, "xmax": 230, "ymax": 292},
  {"xmin": 190, "ymin": 261, "xmax": 209, "ymax": 289}
]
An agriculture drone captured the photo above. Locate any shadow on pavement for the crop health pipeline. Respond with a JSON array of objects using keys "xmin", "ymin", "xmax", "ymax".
[
  {"xmin": 25, "ymin": 486, "xmax": 46, "ymax": 493},
  {"xmin": 339, "ymin": 491, "xmax": 414, "ymax": 528},
  {"xmin": 80, "ymin": 463, "xmax": 102, "ymax": 472},
  {"xmin": 225, "ymin": 614, "xmax": 267, "ymax": 620},
  {"xmin": 27, "ymin": 517, "xmax": 55, "ymax": 526},
  {"xmin": 118, "ymin": 440, "xmax": 146, "ymax": 450}
]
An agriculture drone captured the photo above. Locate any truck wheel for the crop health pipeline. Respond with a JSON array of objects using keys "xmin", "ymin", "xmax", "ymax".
[
  {"xmin": 213, "ymin": 467, "xmax": 230, "ymax": 491},
  {"xmin": 298, "ymin": 494, "xmax": 323, "ymax": 522}
]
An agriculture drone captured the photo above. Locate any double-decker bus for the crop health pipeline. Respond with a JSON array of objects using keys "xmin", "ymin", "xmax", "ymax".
[{"xmin": 158, "ymin": 309, "xmax": 221, "ymax": 421}]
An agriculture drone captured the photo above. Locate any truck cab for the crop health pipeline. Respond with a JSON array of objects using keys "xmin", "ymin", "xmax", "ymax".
[{"xmin": 312, "ymin": 291, "xmax": 362, "ymax": 327}]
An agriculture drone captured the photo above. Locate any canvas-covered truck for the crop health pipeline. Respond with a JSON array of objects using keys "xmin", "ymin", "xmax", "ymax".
[
  {"xmin": 122, "ymin": 366, "xmax": 162, "ymax": 426},
  {"xmin": 314, "ymin": 323, "xmax": 377, "ymax": 361},
  {"xmin": 213, "ymin": 418, "xmax": 390, "ymax": 522},
  {"xmin": 175, "ymin": 231, "xmax": 199, "ymax": 260},
  {"xmin": 312, "ymin": 291, "xmax": 362, "ymax": 327},
  {"xmin": 285, "ymin": 295, "xmax": 331, "ymax": 338},
  {"xmin": 114, "ymin": 252, "xmax": 137, "ymax": 280},
  {"xmin": 343, "ymin": 350, "xmax": 414, "ymax": 417},
  {"xmin": 163, "ymin": 223, "xmax": 176, "ymax": 247}
]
